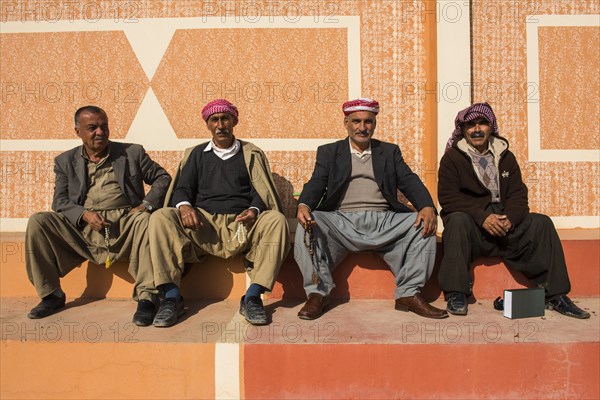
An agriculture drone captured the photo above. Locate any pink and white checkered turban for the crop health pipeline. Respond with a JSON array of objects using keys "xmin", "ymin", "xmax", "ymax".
[{"xmin": 201, "ymin": 99, "xmax": 239, "ymax": 124}]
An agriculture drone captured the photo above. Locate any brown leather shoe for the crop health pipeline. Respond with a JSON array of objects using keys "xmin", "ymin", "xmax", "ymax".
[
  {"xmin": 298, "ymin": 293, "xmax": 330, "ymax": 320},
  {"xmin": 395, "ymin": 293, "xmax": 448, "ymax": 319}
]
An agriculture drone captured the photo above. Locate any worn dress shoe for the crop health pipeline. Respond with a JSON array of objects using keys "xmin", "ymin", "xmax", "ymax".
[
  {"xmin": 132, "ymin": 299, "xmax": 157, "ymax": 327},
  {"xmin": 298, "ymin": 293, "xmax": 330, "ymax": 320},
  {"xmin": 239, "ymin": 296, "xmax": 269, "ymax": 325},
  {"xmin": 395, "ymin": 293, "xmax": 448, "ymax": 319},
  {"xmin": 153, "ymin": 297, "xmax": 184, "ymax": 327},
  {"xmin": 446, "ymin": 291, "xmax": 468, "ymax": 316},
  {"xmin": 546, "ymin": 295, "xmax": 590, "ymax": 319},
  {"xmin": 28, "ymin": 293, "xmax": 66, "ymax": 319}
]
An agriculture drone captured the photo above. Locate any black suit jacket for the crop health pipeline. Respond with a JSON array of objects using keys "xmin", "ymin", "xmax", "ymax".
[
  {"xmin": 52, "ymin": 141, "xmax": 172, "ymax": 226},
  {"xmin": 298, "ymin": 138, "xmax": 434, "ymax": 213}
]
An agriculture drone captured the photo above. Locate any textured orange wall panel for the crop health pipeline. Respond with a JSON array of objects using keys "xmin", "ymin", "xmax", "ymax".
[
  {"xmin": 471, "ymin": 0, "xmax": 599, "ymax": 218},
  {"xmin": 538, "ymin": 26, "xmax": 600, "ymax": 150},
  {"xmin": 152, "ymin": 28, "xmax": 348, "ymax": 139}
]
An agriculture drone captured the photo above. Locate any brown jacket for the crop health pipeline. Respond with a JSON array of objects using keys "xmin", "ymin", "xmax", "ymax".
[{"xmin": 438, "ymin": 136, "xmax": 529, "ymax": 228}]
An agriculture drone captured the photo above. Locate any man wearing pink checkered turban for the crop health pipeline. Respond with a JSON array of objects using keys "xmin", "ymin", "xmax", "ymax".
[{"xmin": 149, "ymin": 99, "xmax": 290, "ymax": 327}]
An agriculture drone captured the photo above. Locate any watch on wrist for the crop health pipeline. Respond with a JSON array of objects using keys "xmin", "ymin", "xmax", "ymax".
[{"xmin": 142, "ymin": 201, "xmax": 154, "ymax": 212}]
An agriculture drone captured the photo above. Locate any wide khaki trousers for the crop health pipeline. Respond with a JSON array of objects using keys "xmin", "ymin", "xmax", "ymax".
[
  {"xmin": 25, "ymin": 210, "xmax": 157, "ymax": 301},
  {"xmin": 150, "ymin": 208, "xmax": 290, "ymax": 291}
]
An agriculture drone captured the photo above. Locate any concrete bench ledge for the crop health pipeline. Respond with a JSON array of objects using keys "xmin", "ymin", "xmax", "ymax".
[{"xmin": 2, "ymin": 232, "xmax": 599, "ymax": 300}]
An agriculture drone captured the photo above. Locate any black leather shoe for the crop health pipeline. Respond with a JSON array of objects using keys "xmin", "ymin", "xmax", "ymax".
[
  {"xmin": 240, "ymin": 296, "xmax": 269, "ymax": 325},
  {"xmin": 28, "ymin": 293, "xmax": 66, "ymax": 319},
  {"xmin": 153, "ymin": 297, "xmax": 184, "ymax": 327},
  {"xmin": 132, "ymin": 299, "xmax": 157, "ymax": 327},
  {"xmin": 27, "ymin": 293, "xmax": 67, "ymax": 319},
  {"xmin": 446, "ymin": 291, "xmax": 468, "ymax": 316},
  {"xmin": 546, "ymin": 295, "xmax": 590, "ymax": 319}
]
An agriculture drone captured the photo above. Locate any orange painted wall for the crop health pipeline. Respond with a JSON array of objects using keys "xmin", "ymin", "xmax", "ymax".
[{"xmin": 1, "ymin": 0, "xmax": 437, "ymax": 222}]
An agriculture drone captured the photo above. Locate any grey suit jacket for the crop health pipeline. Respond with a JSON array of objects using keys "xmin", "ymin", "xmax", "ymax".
[
  {"xmin": 298, "ymin": 138, "xmax": 434, "ymax": 213},
  {"xmin": 52, "ymin": 141, "xmax": 172, "ymax": 226}
]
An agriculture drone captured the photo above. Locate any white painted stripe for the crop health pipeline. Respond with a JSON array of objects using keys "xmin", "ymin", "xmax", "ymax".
[
  {"xmin": 1, "ymin": 218, "xmax": 29, "ymax": 232},
  {"xmin": 436, "ymin": 1, "xmax": 472, "ymax": 162},
  {"xmin": 215, "ymin": 343, "xmax": 241, "ymax": 400},
  {"xmin": 437, "ymin": 215, "xmax": 600, "ymax": 231},
  {"xmin": 4, "ymin": 215, "xmax": 594, "ymax": 233},
  {"xmin": 0, "ymin": 16, "xmax": 361, "ymax": 153},
  {"xmin": 4, "ymin": 218, "xmax": 598, "ymax": 237},
  {"xmin": 549, "ymin": 216, "xmax": 600, "ymax": 229},
  {"xmin": 0, "ymin": 138, "xmax": 338, "ymax": 152},
  {"xmin": 526, "ymin": 15, "xmax": 600, "ymax": 162},
  {"xmin": 123, "ymin": 26, "xmax": 176, "ymax": 81},
  {"xmin": 346, "ymin": 22, "xmax": 362, "ymax": 98}
]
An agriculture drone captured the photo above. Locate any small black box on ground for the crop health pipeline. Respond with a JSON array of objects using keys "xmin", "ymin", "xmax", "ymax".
[{"xmin": 503, "ymin": 287, "xmax": 545, "ymax": 319}]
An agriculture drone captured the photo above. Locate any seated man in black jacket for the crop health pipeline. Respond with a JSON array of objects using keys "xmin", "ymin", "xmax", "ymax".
[{"xmin": 294, "ymin": 98, "xmax": 447, "ymax": 320}]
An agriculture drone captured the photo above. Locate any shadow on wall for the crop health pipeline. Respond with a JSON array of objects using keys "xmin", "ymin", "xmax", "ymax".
[
  {"xmin": 74, "ymin": 257, "xmax": 246, "ymax": 301},
  {"xmin": 272, "ymin": 172, "xmax": 297, "ymax": 218}
]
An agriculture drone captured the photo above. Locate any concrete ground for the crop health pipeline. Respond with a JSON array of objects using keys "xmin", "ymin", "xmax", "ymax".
[{"xmin": 2, "ymin": 297, "xmax": 598, "ymax": 345}]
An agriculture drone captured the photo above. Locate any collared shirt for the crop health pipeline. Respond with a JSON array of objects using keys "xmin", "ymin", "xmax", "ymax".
[
  {"xmin": 81, "ymin": 146, "xmax": 130, "ymax": 211},
  {"xmin": 349, "ymin": 140, "xmax": 372, "ymax": 159},
  {"xmin": 203, "ymin": 139, "xmax": 241, "ymax": 160}
]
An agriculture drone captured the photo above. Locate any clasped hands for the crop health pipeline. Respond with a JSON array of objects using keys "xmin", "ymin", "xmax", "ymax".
[
  {"xmin": 82, "ymin": 205, "xmax": 149, "ymax": 231},
  {"xmin": 482, "ymin": 213, "xmax": 512, "ymax": 237}
]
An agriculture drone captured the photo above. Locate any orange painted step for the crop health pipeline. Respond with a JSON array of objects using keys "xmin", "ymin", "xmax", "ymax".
[
  {"xmin": 2, "ymin": 234, "xmax": 598, "ymax": 300},
  {"xmin": 271, "ymin": 240, "xmax": 600, "ymax": 300},
  {"xmin": 0, "ymin": 233, "xmax": 248, "ymax": 300}
]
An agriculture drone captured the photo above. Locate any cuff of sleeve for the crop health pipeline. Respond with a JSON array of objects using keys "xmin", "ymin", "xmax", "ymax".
[
  {"xmin": 249, "ymin": 206, "xmax": 261, "ymax": 216},
  {"xmin": 298, "ymin": 203, "xmax": 312, "ymax": 212},
  {"xmin": 76, "ymin": 210, "xmax": 87, "ymax": 227},
  {"xmin": 176, "ymin": 201, "xmax": 192, "ymax": 209}
]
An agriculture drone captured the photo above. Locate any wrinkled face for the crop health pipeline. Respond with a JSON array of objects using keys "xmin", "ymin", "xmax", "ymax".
[
  {"xmin": 206, "ymin": 112, "xmax": 237, "ymax": 149},
  {"xmin": 75, "ymin": 111, "xmax": 110, "ymax": 156},
  {"xmin": 462, "ymin": 117, "xmax": 492, "ymax": 153},
  {"xmin": 344, "ymin": 111, "xmax": 376, "ymax": 151}
]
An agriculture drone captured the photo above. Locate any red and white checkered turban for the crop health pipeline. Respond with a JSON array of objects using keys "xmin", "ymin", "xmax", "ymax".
[{"xmin": 342, "ymin": 98, "xmax": 380, "ymax": 116}]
